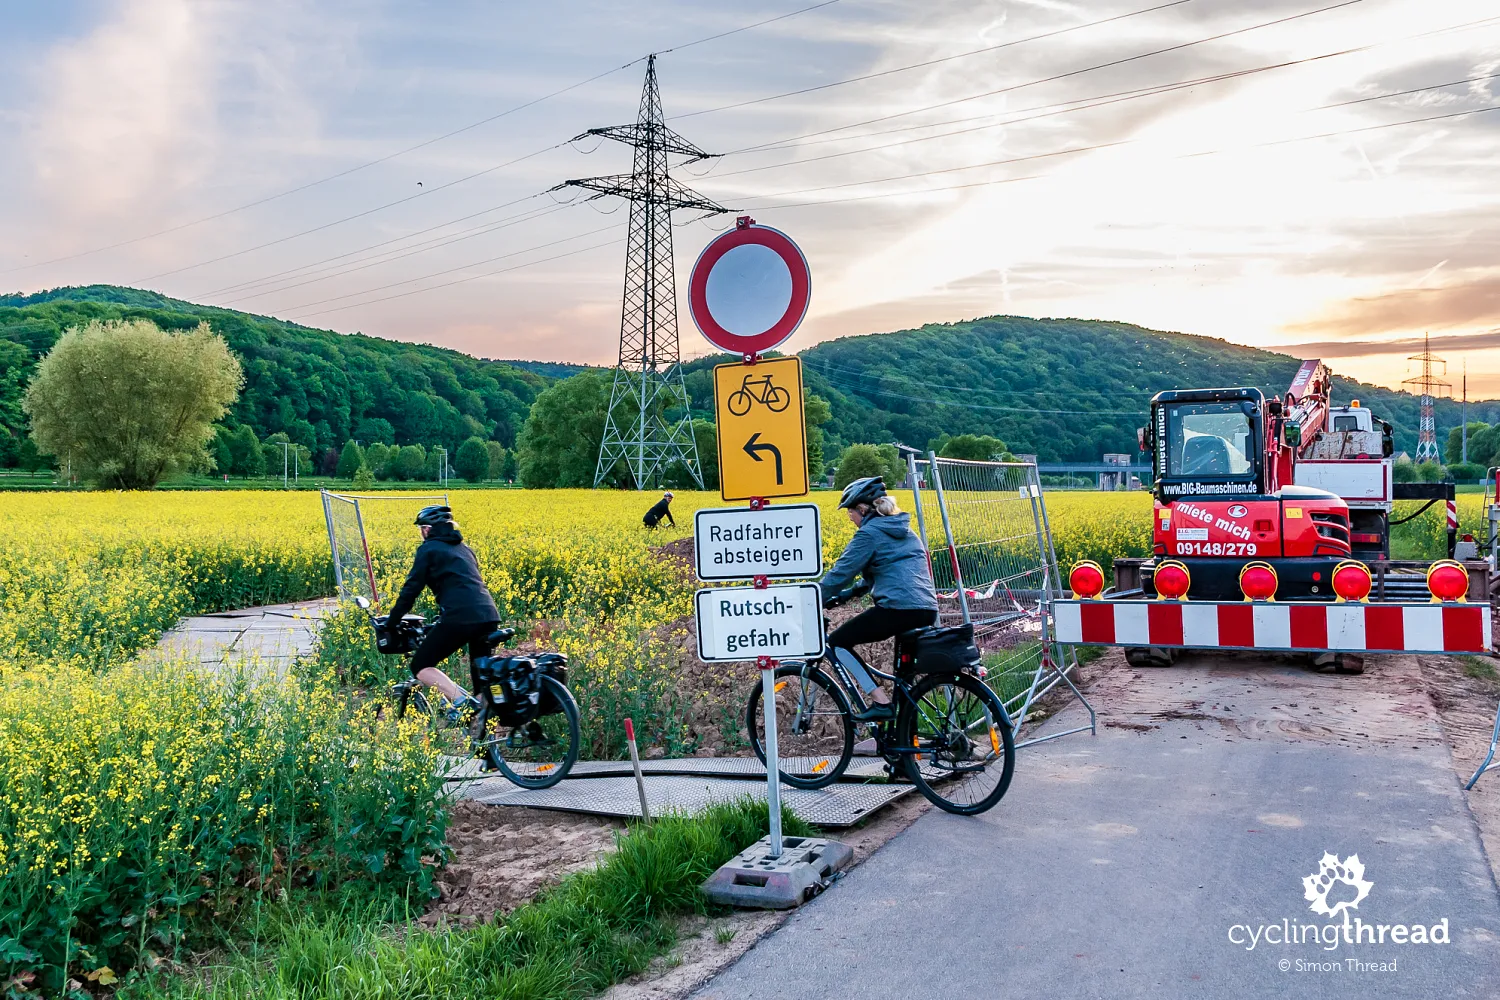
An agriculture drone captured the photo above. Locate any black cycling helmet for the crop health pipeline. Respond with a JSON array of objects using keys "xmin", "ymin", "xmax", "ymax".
[
  {"xmin": 414, "ymin": 504, "xmax": 453, "ymax": 527},
  {"xmin": 838, "ymin": 476, "xmax": 887, "ymax": 510}
]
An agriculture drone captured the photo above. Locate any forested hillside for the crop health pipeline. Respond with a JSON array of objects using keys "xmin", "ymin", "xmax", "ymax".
[
  {"xmin": 3, "ymin": 287, "xmax": 1494, "ymax": 473},
  {"xmin": 0, "ymin": 286, "xmax": 544, "ymax": 467},
  {"xmin": 792, "ymin": 317, "xmax": 1500, "ymax": 463}
]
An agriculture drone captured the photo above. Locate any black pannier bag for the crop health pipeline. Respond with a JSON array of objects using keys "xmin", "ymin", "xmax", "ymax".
[
  {"xmin": 902, "ymin": 624, "xmax": 982, "ymax": 674},
  {"xmin": 534, "ymin": 653, "xmax": 569, "ymax": 715},
  {"xmin": 474, "ymin": 653, "xmax": 570, "ymax": 721}
]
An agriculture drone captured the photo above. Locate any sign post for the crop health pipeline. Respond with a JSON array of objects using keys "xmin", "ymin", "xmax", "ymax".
[
  {"xmin": 690, "ymin": 219, "xmax": 840, "ymax": 875},
  {"xmin": 758, "ymin": 656, "xmax": 782, "ymax": 856}
]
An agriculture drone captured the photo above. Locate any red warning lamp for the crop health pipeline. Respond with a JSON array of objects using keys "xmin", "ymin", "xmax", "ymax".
[
  {"xmin": 1239, "ymin": 561, "xmax": 1279, "ymax": 601},
  {"xmin": 1153, "ymin": 560, "xmax": 1191, "ymax": 600},
  {"xmin": 1427, "ymin": 560, "xmax": 1469, "ymax": 603},
  {"xmin": 1330, "ymin": 560, "xmax": 1372, "ymax": 602},
  {"xmin": 1070, "ymin": 561, "xmax": 1105, "ymax": 599}
]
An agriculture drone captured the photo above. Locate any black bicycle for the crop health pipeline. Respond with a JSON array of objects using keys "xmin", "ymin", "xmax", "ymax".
[
  {"xmin": 744, "ymin": 588, "xmax": 1016, "ymax": 815},
  {"xmin": 355, "ymin": 597, "xmax": 580, "ymax": 789}
]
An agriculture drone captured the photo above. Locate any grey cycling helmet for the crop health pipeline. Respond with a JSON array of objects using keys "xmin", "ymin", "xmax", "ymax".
[
  {"xmin": 414, "ymin": 504, "xmax": 453, "ymax": 526},
  {"xmin": 838, "ymin": 476, "xmax": 887, "ymax": 510}
]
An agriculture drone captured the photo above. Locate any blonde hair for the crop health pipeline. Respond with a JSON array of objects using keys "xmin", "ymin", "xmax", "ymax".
[{"xmin": 871, "ymin": 496, "xmax": 901, "ymax": 517}]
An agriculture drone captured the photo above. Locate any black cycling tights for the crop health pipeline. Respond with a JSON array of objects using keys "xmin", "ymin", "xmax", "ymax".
[
  {"xmin": 826, "ymin": 606, "xmax": 936, "ymax": 693},
  {"xmin": 408, "ymin": 619, "xmax": 500, "ymax": 682}
]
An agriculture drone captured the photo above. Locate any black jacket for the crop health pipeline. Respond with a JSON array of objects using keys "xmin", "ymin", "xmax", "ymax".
[
  {"xmin": 387, "ymin": 522, "xmax": 499, "ymax": 626},
  {"xmin": 643, "ymin": 497, "xmax": 675, "ymax": 527}
]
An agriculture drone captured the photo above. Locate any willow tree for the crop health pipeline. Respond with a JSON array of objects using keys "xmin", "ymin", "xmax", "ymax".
[{"xmin": 23, "ymin": 318, "xmax": 242, "ymax": 489}]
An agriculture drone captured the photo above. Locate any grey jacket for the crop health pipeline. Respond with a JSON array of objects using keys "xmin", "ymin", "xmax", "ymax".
[{"xmin": 820, "ymin": 512, "xmax": 939, "ymax": 611}]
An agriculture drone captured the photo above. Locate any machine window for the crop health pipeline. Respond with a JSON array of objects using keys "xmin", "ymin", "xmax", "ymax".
[
  {"xmin": 1333, "ymin": 415, "xmax": 1359, "ymax": 432},
  {"xmin": 1167, "ymin": 404, "xmax": 1254, "ymax": 477}
]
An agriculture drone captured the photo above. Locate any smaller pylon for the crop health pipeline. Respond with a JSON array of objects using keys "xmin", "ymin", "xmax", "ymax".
[{"xmin": 1402, "ymin": 333, "xmax": 1450, "ymax": 463}]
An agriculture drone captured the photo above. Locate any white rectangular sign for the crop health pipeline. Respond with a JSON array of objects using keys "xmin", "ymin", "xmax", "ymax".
[
  {"xmin": 694, "ymin": 583, "xmax": 825, "ymax": 662},
  {"xmin": 693, "ymin": 504, "xmax": 823, "ymax": 581}
]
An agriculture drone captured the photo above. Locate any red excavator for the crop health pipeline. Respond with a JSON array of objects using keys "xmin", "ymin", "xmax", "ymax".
[{"xmin": 1069, "ymin": 361, "xmax": 1490, "ymax": 670}]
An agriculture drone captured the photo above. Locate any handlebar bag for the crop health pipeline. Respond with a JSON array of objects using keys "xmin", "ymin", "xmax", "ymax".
[
  {"xmin": 902, "ymin": 624, "xmax": 982, "ymax": 674},
  {"xmin": 375, "ymin": 615, "xmax": 426, "ymax": 654}
]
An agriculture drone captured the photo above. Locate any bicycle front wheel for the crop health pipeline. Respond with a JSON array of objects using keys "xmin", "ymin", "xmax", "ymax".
[
  {"xmin": 896, "ymin": 672, "xmax": 1015, "ymax": 815},
  {"xmin": 394, "ymin": 682, "xmax": 474, "ymax": 760},
  {"xmin": 477, "ymin": 675, "xmax": 580, "ymax": 789},
  {"xmin": 746, "ymin": 664, "xmax": 854, "ymax": 789}
]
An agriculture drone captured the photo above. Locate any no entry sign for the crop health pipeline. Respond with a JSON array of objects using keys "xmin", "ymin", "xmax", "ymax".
[{"xmin": 689, "ymin": 219, "xmax": 811, "ymax": 355}]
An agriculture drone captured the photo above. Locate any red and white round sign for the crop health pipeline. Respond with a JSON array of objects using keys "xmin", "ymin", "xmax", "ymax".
[{"xmin": 688, "ymin": 220, "xmax": 810, "ymax": 355}]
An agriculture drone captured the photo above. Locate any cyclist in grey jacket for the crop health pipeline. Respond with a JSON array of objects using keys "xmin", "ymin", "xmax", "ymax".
[{"xmin": 821, "ymin": 476, "xmax": 938, "ymax": 719}]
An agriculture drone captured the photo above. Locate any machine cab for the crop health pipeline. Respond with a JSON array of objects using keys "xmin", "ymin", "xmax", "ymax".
[{"xmin": 1143, "ymin": 388, "xmax": 1266, "ymax": 500}]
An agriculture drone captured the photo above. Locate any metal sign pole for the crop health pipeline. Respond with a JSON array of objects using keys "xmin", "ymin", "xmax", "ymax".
[{"xmin": 759, "ymin": 655, "xmax": 783, "ymax": 858}]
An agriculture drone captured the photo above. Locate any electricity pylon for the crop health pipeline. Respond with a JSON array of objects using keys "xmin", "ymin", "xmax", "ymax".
[
  {"xmin": 559, "ymin": 55, "xmax": 728, "ymax": 489},
  {"xmin": 1402, "ymin": 333, "xmax": 1450, "ymax": 463}
]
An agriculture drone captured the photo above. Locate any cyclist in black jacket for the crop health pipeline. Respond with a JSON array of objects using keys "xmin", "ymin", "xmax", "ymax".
[
  {"xmin": 386, "ymin": 505, "xmax": 500, "ymax": 713},
  {"xmin": 642, "ymin": 491, "xmax": 675, "ymax": 528}
]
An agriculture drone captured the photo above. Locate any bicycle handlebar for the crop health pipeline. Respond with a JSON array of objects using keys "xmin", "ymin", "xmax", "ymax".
[{"xmin": 822, "ymin": 582, "xmax": 871, "ymax": 609}]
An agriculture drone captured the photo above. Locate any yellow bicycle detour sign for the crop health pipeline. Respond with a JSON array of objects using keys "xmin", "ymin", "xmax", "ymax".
[{"xmin": 712, "ymin": 356, "xmax": 808, "ymax": 502}]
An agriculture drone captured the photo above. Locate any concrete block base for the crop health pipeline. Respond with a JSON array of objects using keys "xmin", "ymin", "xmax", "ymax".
[{"xmin": 702, "ymin": 835, "xmax": 854, "ymax": 910}]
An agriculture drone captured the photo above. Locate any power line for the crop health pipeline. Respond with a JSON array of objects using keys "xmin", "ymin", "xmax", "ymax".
[
  {"xmin": 806, "ymin": 364, "xmax": 1148, "ymax": 415},
  {"xmin": 288, "ymin": 233, "xmax": 625, "ymax": 321},
  {"xmin": 657, "ymin": 0, "xmax": 844, "ymax": 55},
  {"xmin": 135, "ymin": 151, "xmax": 567, "ymax": 283},
  {"xmin": 710, "ymin": 0, "xmax": 1366, "ymax": 159},
  {"xmin": 804, "ymin": 356, "xmax": 1142, "ymax": 404},
  {"xmin": 215, "ymin": 201, "xmax": 576, "ymax": 306},
  {"xmin": 736, "ymin": 101, "xmax": 1500, "ymax": 207},
  {"xmin": 4, "ymin": 0, "xmax": 845, "ymax": 276},
  {"xmin": 275, "ymin": 222, "xmax": 622, "ymax": 313},
  {"xmin": 672, "ymin": 0, "xmax": 1197, "ymax": 120},
  {"xmin": 708, "ymin": 27, "xmax": 1500, "ymax": 182}
]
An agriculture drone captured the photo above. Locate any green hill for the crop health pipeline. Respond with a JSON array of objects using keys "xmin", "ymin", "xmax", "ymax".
[
  {"xmin": 0, "ymin": 285, "xmax": 546, "ymax": 467},
  {"xmin": 2, "ymin": 287, "xmax": 1493, "ymax": 472},
  {"xmin": 791, "ymin": 316, "xmax": 1500, "ymax": 463}
]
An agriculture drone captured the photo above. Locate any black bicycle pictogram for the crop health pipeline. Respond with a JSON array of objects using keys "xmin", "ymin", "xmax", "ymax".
[{"xmin": 726, "ymin": 373, "xmax": 791, "ymax": 416}]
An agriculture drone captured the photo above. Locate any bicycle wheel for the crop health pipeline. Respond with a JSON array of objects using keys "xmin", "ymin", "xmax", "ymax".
[
  {"xmin": 477, "ymin": 675, "xmax": 579, "ymax": 789},
  {"xmin": 746, "ymin": 664, "xmax": 854, "ymax": 789},
  {"xmin": 896, "ymin": 672, "xmax": 1015, "ymax": 815},
  {"xmin": 727, "ymin": 389, "xmax": 752, "ymax": 416},
  {"xmin": 764, "ymin": 385, "xmax": 791, "ymax": 412}
]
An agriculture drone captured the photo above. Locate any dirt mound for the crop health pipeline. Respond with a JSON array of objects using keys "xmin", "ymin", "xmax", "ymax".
[{"xmin": 422, "ymin": 802, "xmax": 621, "ymax": 925}]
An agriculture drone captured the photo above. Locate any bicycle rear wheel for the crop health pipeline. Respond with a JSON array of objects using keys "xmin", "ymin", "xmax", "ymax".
[
  {"xmin": 477, "ymin": 675, "xmax": 579, "ymax": 789},
  {"xmin": 896, "ymin": 672, "xmax": 1015, "ymax": 815},
  {"xmin": 746, "ymin": 664, "xmax": 854, "ymax": 789}
]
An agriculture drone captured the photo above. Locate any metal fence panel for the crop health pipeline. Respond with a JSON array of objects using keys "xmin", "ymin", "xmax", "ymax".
[
  {"xmin": 320, "ymin": 491, "xmax": 448, "ymax": 604},
  {"xmin": 908, "ymin": 456, "xmax": 1094, "ymax": 748}
]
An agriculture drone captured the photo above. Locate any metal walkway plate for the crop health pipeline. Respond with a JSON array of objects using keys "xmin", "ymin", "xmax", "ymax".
[
  {"xmin": 460, "ymin": 774, "xmax": 913, "ymax": 828},
  {"xmin": 439, "ymin": 755, "xmax": 891, "ymax": 783}
]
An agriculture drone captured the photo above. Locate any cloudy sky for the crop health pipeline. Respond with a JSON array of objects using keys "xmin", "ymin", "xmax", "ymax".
[{"xmin": 2, "ymin": 0, "xmax": 1498, "ymax": 394}]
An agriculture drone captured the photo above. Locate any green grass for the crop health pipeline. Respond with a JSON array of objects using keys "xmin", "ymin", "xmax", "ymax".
[
  {"xmin": 119, "ymin": 799, "xmax": 813, "ymax": 1000},
  {"xmin": 1461, "ymin": 656, "xmax": 1499, "ymax": 683}
]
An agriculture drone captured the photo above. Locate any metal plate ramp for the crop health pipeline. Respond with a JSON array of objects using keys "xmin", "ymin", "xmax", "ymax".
[
  {"xmin": 457, "ymin": 773, "xmax": 912, "ymax": 828},
  {"xmin": 439, "ymin": 755, "xmax": 891, "ymax": 783}
]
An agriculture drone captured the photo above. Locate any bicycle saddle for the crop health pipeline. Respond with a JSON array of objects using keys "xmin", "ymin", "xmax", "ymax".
[{"xmin": 486, "ymin": 626, "xmax": 516, "ymax": 645}]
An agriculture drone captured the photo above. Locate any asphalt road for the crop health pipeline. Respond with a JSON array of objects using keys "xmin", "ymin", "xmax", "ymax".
[{"xmin": 693, "ymin": 705, "xmax": 1500, "ymax": 1000}]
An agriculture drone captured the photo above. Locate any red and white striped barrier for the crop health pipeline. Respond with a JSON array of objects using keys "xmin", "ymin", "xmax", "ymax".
[
  {"xmin": 1054, "ymin": 599, "xmax": 1491, "ymax": 654},
  {"xmin": 1447, "ymin": 499, "xmax": 1459, "ymax": 533}
]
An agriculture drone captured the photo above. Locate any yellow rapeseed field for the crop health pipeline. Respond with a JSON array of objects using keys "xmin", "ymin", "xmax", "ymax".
[{"xmin": 0, "ymin": 484, "xmax": 1479, "ymax": 989}]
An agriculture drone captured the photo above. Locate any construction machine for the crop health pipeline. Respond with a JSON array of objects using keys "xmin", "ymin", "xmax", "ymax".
[{"xmin": 1053, "ymin": 361, "xmax": 1493, "ymax": 668}]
